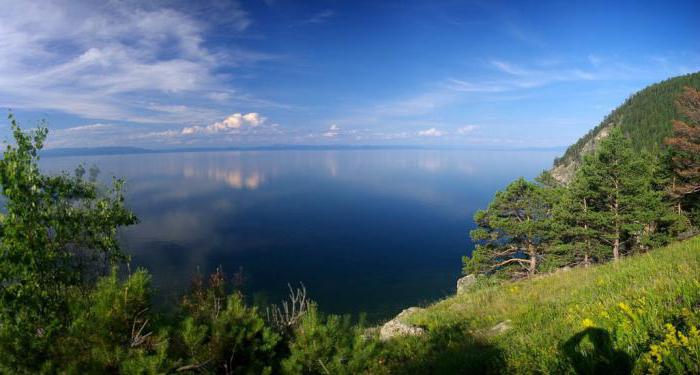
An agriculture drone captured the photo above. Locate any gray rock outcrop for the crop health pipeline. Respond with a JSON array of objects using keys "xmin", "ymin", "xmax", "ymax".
[
  {"xmin": 379, "ymin": 307, "xmax": 426, "ymax": 341},
  {"xmin": 456, "ymin": 274, "xmax": 477, "ymax": 294}
]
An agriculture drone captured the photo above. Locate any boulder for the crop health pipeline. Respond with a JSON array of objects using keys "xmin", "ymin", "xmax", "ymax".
[
  {"xmin": 379, "ymin": 307, "xmax": 426, "ymax": 341},
  {"xmin": 457, "ymin": 274, "xmax": 477, "ymax": 294}
]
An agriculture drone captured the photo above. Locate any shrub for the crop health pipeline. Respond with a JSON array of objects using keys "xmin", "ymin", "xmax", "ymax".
[
  {"xmin": 281, "ymin": 306, "xmax": 380, "ymax": 374},
  {"xmin": 174, "ymin": 269, "xmax": 281, "ymax": 374},
  {"xmin": 55, "ymin": 270, "xmax": 172, "ymax": 373}
]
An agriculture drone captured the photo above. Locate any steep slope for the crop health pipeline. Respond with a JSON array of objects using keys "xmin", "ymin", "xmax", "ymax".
[
  {"xmin": 551, "ymin": 71, "xmax": 700, "ymax": 183},
  {"xmin": 379, "ymin": 237, "xmax": 700, "ymax": 373}
]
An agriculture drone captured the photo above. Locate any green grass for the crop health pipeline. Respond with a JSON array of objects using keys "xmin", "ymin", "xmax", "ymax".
[{"xmin": 377, "ymin": 237, "xmax": 700, "ymax": 373}]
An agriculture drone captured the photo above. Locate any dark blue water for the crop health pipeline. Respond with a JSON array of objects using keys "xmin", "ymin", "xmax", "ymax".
[{"xmin": 42, "ymin": 149, "xmax": 557, "ymax": 320}]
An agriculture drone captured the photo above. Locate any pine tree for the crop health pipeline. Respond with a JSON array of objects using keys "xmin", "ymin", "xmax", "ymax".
[
  {"xmin": 553, "ymin": 170, "xmax": 605, "ymax": 267},
  {"xmin": 572, "ymin": 128, "xmax": 665, "ymax": 261},
  {"xmin": 664, "ymin": 86, "xmax": 700, "ymax": 216},
  {"xmin": 467, "ymin": 178, "xmax": 557, "ymax": 278}
]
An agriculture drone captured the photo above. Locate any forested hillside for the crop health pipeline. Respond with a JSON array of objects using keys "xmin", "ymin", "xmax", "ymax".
[{"xmin": 552, "ymin": 72, "xmax": 700, "ymax": 183}]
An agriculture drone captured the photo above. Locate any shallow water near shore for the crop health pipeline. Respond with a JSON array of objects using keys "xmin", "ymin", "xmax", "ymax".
[{"xmin": 42, "ymin": 149, "xmax": 557, "ymax": 321}]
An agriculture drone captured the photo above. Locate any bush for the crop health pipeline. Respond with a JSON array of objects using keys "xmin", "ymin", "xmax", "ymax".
[
  {"xmin": 54, "ymin": 270, "xmax": 172, "ymax": 373},
  {"xmin": 281, "ymin": 305, "xmax": 380, "ymax": 374},
  {"xmin": 173, "ymin": 269, "xmax": 281, "ymax": 374}
]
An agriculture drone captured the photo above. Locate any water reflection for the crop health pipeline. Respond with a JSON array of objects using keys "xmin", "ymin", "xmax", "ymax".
[
  {"xmin": 41, "ymin": 149, "xmax": 558, "ymax": 321},
  {"xmin": 184, "ymin": 165, "xmax": 265, "ymax": 190}
]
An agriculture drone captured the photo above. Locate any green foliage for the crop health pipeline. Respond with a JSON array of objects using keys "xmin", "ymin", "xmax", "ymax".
[
  {"xmin": 57, "ymin": 270, "xmax": 171, "ymax": 374},
  {"xmin": 0, "ymin": 115, "xmax": 137, "ymax": 372},
  {"xmin": 635, "ymin": 319, "xmax": 700, "ymax": 374},
  {"xmin": 468, "ymin": 177, "xmax": 561, "ymax": 277},
  {"xmin": 174, "ymin": 269, "xmax": 281, "ymax": 374},
  {"xmin": 281, "ymin": 306, "xmax": 379, "ymax": 374},
  {"xmin": 561, "ymin": 128, "xmax": 679, "ymax": 260},
  {"xmin": 375, "ymin": 325, "xmax": 505, "ymax": 374},
  {"xmin": 555, "ymin": 72, "xmax": 700, "ymax": 168}
]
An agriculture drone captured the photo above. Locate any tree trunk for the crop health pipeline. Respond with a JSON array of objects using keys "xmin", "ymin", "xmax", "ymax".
[
  {"xmin": 527, "ymin": 244, "xmax": 537, "ymax": 276},
  {"xmin": 583, "ymin": 198, "xmax": 591, "ymax": 267},
  {"xmin": 613, "ymin": 231, "xmax": 620, "ymax": 261},
  {"xmin": 612, "ymin": 192, "xmax": 620, "ymax": 262},
  {"xmin": 673, "ymin": 177, "xmax": 682, "ymax": 214}
]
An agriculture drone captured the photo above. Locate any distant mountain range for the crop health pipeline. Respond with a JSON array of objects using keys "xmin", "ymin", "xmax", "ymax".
[{"xmin": 40, "ymin": 144, "xmax": 567, "ymax": 157}]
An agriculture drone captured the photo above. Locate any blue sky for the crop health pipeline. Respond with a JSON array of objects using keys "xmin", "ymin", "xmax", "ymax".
[{"xmin": 1, "ymin": 0, "xmax": 698, "ymax": 149}]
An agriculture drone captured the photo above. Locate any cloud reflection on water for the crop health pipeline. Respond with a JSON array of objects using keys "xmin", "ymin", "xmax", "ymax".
[{"xmin": 40, "ymin": 149, "xmax": 557, "ymax": 320}]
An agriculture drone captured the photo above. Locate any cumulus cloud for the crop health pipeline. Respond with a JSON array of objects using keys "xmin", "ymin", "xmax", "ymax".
[
  {"xmin": 181, "ymin": 113, "xmax": 267, "ymax": 135},
  {"xmin": 417, "ymin": 128, "xmax": 445, "ymax": 137}
]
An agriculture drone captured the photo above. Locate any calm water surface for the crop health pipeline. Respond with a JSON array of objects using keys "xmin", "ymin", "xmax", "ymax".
[{"xmin": 42, "ymin": 149, "xmax": 557, "ymax": 321}]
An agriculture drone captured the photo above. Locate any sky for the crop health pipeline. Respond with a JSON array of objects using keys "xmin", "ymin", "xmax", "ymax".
[{"xmin": 0, "ymin": 0, "xmax": 698, "ymax": 149}]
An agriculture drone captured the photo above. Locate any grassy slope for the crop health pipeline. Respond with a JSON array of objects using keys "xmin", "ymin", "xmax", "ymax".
[{"xmin": 383, "ymin": 237, "xmax": 700, "ymax": 373}]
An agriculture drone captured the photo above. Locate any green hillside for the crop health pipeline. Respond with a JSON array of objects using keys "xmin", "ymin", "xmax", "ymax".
[
  {"xmin": 380, "ymin": 237, "xmax": 700, "ymax": 373},
  {"xmin": 552, "ymin": 72, "xmax": 700, "ymax": 181}
]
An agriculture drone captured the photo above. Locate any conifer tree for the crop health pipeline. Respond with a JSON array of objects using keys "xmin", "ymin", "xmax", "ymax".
[
  {"xmin": 664, "ymin": 86, "xmax": 700, "ymax": 217},
  {"xmin": 571, "ymin": 128, "xmax": 665, "ymax": 261},
  {"xmin": 553, "ymin": 170, "xmax": 605, "ymax": 266},
  {"xmin": 467, "ymin": 177, "xmax": 557, "ymax": 278}
]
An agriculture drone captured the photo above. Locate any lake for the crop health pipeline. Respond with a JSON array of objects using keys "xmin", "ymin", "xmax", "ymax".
[{"xmin": 42, "ymin": 149, "xmax": 558, "ymax": 321}]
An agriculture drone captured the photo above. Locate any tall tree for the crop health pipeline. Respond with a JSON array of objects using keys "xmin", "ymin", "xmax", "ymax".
[
  {"xmin": 553, "ymin": 170, "xmax": 605, "ymax": 267},
  {"xmin": 572, "ymin": 128, "xmax": 665, "ymax": 261},
  {"xmin": 466, "ymin": 177, "xmax": 557, "ymax": 278},
  {"xmin": 664, "ymin": 86, "xmax": 700, "ymax": 216}
]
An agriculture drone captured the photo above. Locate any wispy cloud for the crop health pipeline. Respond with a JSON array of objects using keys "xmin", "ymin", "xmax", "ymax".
[
  {"xmin": 0, "ymin": 1, "xmax": 277, "ymax": 125},
  {"xmin": 446, "ymin": 60, "xmax": 599, "ymax": 94},
  {"xmin": 503, "ymin": 21, "xmax": 546, "ymax": 48},
  {"xmin": 456, "ymin": 125, "xmax": 478, "ymax": 135},
  {"xmin": 323, "ymin": 124, "xmax": 341, "ymax": 137},
  {"xmin": 417, "ymin": 128, "xmax": 445, "ymax": 137},
  {"xmin": 301, "ymin": 10, "xmax": 335, "ymax": 25}
]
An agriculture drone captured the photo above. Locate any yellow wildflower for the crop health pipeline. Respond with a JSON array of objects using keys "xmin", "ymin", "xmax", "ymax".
[
  {"xmin": 649, "ymin": 344, "xmax": 663, "ymax": 364},
  {"xmin": 581, "ymin": 318, "xmax": 595, "ymax": 328}
]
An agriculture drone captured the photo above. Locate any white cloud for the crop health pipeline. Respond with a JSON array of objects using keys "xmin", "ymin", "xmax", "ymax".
[
  {"xmin": 59, "ymin": 123, "xmax": 114, "ymax": 133},
  {"xmin": 417, "ymin": 128, "xmax": 444, "ymax": 137},
  {"xmin": 588, "ymin": 54, "xmax": 602, "ymax": 67},
  {"xmin": 301, "ymin": 10, "xmax": 335, "ymax": 25},
  {"xmin": 46, "ymin": 122, "xmax": 121, "ymax": 147},
  {"xmin": 456, "ymin": 125, "xmax": 477, "ymax": 134},
  {"xmin": 323, "ymin": 124, "xmax": 341, "ymax": 137},
  {"xmin": 181, "ymin": 113, "xmax": 267, "ymax": 135}
]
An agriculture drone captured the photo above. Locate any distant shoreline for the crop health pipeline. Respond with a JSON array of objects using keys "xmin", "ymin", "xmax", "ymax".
[{"xmin": 40, "ymin": 145, "xmax": 566, "ymax": 158}]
